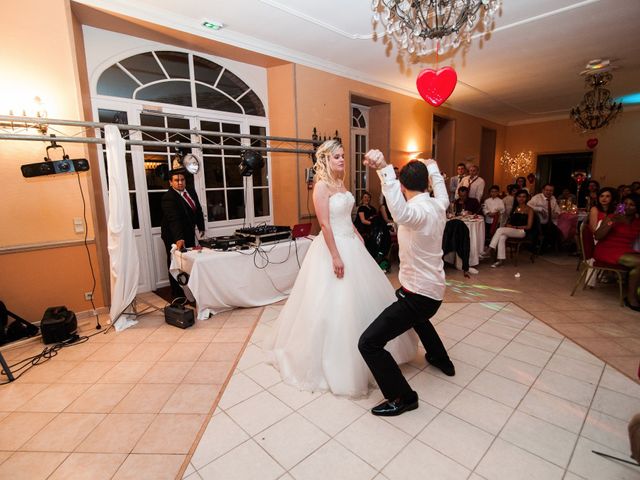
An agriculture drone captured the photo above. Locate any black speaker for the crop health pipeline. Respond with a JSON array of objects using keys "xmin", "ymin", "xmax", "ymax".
[
  {"xmin": 21, "ymin": 158, "xmax": 90, "ymax": 178},
  {"xmin": 41, "ymin": 306, "xmax": 77, "ymax": 344},
  {"xmin": 164, "ymin": 304, "xmax": 195, "ymax": 329}
]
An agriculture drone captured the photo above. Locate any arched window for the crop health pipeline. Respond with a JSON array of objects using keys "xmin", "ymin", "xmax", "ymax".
[
  {"xmin": 352, "ymin": 107, "xmax": 367, "ymax": 128},
  {"xmin": 97, "ymin": 51, "xmax": 265, "ymax": 116}
]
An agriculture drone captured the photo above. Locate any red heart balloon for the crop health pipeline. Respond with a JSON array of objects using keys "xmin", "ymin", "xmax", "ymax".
[
  {"xmin": 587, "ymin": 138, "xmax": 598, "ymax": 149},
  {"xmin": 416, "ymin": 67, "xmax": 458, "ymax": 107}
]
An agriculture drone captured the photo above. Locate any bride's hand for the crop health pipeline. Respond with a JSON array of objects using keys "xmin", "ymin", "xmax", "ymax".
[{"xmin": 332, "ymin": 256, "xmax": 344, "ymax": 279}]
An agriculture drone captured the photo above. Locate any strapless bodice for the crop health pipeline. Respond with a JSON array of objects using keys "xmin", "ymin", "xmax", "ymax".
[{"xmin": 329, "ymin": 191, "xmax": 356, "ymax": 238}]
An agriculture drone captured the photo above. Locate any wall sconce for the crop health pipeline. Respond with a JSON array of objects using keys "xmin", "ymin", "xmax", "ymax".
[{"xmin": 1, "ymin": 96, "xmax": 48, "ymax": 134}]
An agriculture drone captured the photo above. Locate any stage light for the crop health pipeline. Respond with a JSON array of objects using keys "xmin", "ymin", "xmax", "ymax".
[{"xmin": 239, "ymin": 150, "xmax": 264, "ymax": 177}]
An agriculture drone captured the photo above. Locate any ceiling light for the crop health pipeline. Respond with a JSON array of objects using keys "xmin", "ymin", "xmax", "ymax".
[
  {"xmin": 372, "ymin": 0, "xmax": 501, "ymax": 56},
  {"xmin": 202, "ymin": 20, "xmax": 224, "ymax": 31},
  {"xmin": 570, "ymin": 63, "xmax": 623, "ymax": 132}
]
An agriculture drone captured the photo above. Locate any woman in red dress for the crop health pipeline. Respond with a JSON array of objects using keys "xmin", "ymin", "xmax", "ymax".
[{"xmin": 594, "ymin": 194, "xmax": 640, "ymax": 311}]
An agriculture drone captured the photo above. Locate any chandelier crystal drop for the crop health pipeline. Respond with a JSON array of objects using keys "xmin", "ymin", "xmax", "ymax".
[
  {"xmin": 500, "ymin": 150, "xmax": 533, "ymax": 179},
  {"xmin": 570, "ymin": 71, "xmax": 623, "ymax": 132},
  {"xmin": 371, "ymin": 0, "xmax": 502, "ymax": 57}
]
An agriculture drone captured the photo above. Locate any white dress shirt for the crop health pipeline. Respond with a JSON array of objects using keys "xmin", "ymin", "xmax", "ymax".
[
  {"xmin": 378, "ymin": 163, "xmax": 448, "ymax": 301},
  {"xmin": 482, "ymin": 197, "xmax": 505, "ymax": 224},
  {"xmin": 458, "ymin": 175, "xmax": 485, "ymax": 202},
  {"xmin": 528, "ymin": 193, "xmax": 562, "ymax": 225}
]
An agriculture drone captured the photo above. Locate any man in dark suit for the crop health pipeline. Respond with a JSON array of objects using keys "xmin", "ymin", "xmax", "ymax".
[{"xmin": 161, "ymin": 169, "xmax": 205, "ymax": 298}]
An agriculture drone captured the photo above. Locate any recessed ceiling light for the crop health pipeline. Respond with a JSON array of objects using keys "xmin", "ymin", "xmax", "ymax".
[{"xmin": 202, "ymin": 20, "xmax": 224, "ymax": 31}]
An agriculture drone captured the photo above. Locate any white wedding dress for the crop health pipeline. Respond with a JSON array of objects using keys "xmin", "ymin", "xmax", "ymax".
[{"xmin": 264, "ymin": 191, "xmax": 417, "ymax": 397}]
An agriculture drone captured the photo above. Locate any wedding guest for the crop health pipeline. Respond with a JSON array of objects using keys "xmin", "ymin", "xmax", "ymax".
[
  {"xmin": 585, "ymin": 180, "xmax": 600, "ymax": 211},
  {"xmin": 593, "ymin": 194, "xmax": 640, "ymax": 311},
  {"xmin": 453, "ymin": 186, "xmax": 481, "ymax": 215},
  {"xmin": 588, "ymin": 187, "xmax": 618, "ymax": 231},
  {"xmin": 449, "ymin": 162, "xmax": 467, "ymax": 201},
  {"xmin": 515, "ymin": 176, "xmax": 529, "ymax": 193},
  {"xmin": 481, "ymin": 189, "xmax": 534, "ymax": 267},
  {"xmin": 353, "ymin": 191, "xmax": 377, "ymax": 238},
  {"xmin": 558, "ymin": 188, "xmax": 577, "ymax": 206},
  {"xmin": 483, "ymin": 185, "xmax": 505, "ymax": 238},
  {"xmin": 528, "ymin": 183, "xmax": 562, "ymax": 252},
  {"xmin": 502, "ymin": 184, "xmax": 518, "ymax": 225},
  {"xmin": 632, "ymin": 181, "xmax": 640, "ymax": 194},
  {"xmin": 458, "ymin": 165, "xmax": 485, "ymax": 202}
]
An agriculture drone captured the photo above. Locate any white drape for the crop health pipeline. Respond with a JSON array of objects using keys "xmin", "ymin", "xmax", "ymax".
[{"xmin": 105, "ymin": 125, "xmax": 140, "ymax": 331}]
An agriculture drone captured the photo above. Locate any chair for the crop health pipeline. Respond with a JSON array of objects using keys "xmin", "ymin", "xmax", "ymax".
[
  {"xmin": 570, "ymin": 222, "xmax": 628, "ymax": 306},
  {"xmin": 505, "ymin": 214, "xmax": 540, "ymax": 266}
]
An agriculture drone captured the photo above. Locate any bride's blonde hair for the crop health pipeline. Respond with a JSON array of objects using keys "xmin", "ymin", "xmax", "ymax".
[{"xmin": 313, "ymin": 139, "xmax": 344, "ymax": 187}]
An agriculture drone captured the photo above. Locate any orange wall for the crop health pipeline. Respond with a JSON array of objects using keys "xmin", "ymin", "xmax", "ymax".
[
  {"xmin": 0, "ymin": 0, "xmax": 105, "ymax": 318},
  {"xmin": 503, "ymin": 110, "xmax": 640, "ymax": 189}
]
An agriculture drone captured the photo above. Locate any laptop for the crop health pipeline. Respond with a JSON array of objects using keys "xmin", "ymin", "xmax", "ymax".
[{"xmin": 291, "ymin": 223, "xmax": 312, "ymax": 239}]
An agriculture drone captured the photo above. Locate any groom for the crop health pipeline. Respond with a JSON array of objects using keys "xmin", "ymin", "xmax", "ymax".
[{"xmin": 359, "ymin": 150, "xmax": 455, "ymax": 416}]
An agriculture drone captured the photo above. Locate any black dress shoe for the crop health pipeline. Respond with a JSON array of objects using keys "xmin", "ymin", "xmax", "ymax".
[
  {"xmin": 371, "ymin": 398, "xmax": 419, "ymax": 417},
  {"xmin": 426, "ymin": 355, "xmax": 456, "ymax": 376},
  {"xmin": 624, "ymin": 297, "xmax": 640, "ymax": 312}
]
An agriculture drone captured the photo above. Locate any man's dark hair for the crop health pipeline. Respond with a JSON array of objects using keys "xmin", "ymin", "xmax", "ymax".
[
  {"xmin": 489, "ymin": 185, "xmax": 500, "ymax": 191},
  {"xmin": 457, "ymin": 162, "xmax": 466, "ymax": 168},
  {"xmin": 398, "ymin": 160, "xmax": 428, "ymax": 192},
  {"xmin": 457, "ymin": 186, "xmax": 469, "ymax": 194},
  {"xmin": 506, "ymin": 184, "xmax": 518, "ymax": 194},
  {"xmin": 542, "ymin": 183, "xmax": 554, "ymax": 190},
  {"xmin": 169, "ymin": 168, "xmax": 186, "ymax": 181}
]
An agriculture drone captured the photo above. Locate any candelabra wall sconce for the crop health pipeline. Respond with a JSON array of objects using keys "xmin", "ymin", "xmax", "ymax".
[
  {"xmin": 0, "ymin": 96, "xmax": 48, "ymax": 134},
  {"xmin": 311, "ymin": 127, "xmax": 342, "ymax": 161}
]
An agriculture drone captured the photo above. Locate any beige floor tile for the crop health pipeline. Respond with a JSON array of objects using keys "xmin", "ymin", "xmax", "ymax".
[
  {"xmin": 223, "ymin": 315, "xmax": 259, "ymax": 328},
  {"xmin": 87, "ymin": 343, "xmax": 137, "ymax": 362},
  {"xmin": 160, "ymin": 342, "xmax": 208, "ymax": 362},
  {"xmin": 0, "ymin": 383, "xmax": 49, "ymax": 412},
  {"xmin": 122, "ymin": 342, "xmax": 172, "ymax": 362},
  {"xmin": 140, "ymin": 361, "xmax": 194, "ymax": 383},
  {"xmin": 0, "ymin": 411, "xmax": 56, "ymax": 450},
  {"xmin": 65, "ymin": 383, "xmax": 134, "ymax": 413},
  {"xmin": 177, "ymin": 329, "xmax": 219, "ymax": 343},
  {"xmin": 53, "ymin": 342, "xmax": 103, "ymax": 361},
  {"xmin": 18, "ymin": 360, "xmax": 78, "ymax": 383},
  {"xmin": 76, "ymin": 413, "xmax": 156, "ymax": 453},
  {"xmin": 96, "ymin": 361, "xmax": 155, "ymax": 384},
  {"xmin": 144, "ymin": 326, "xmax": 187, "ymax": 343},
  {"xmin": 62, "ymin": 361, "xmax": 119, "ymax": 383},
  {"xmin": 49, "ymin": 452, "xmax": 127, "ymax": 480},
  {"xmin": 109, "ymin": 328, "xmax": 154, "ymax": 344},
  {"xmin": 0, "ymin": 451, "xmax": 11, "ymax": 465},
  {"xmin": 112, "ymin": 453, "xmax": 186, "ymax": 480},
  {"xmin": 213, "ymin": 327, "xmax": 252, "ymax": 342},
  {"xmin": 183, "ymin": 361, "xmax": 233, "ymax": 384},
  {"xmin": 22, "ymin": 413, "xmax": 105, "ymax": 452},
  {"xmin": 112, "ymin": 383, "xmax": 177, "ymax": 414},
  {"xmin": 133, "ymin": 413, "xmax": 206, "ymax": 454},
  {"xmin": 17, "ymin": 383, "xmax": 90, "ymax": 412},
  {"xmin": 160, "ymin": 384, "xmax": 222, "ymax": 414},
  {"xmin": 199, "ymin": 342, "xmax": 244, "ymax": 362},
  {"xmin": 0, "ymin": 452, "xmax": 68, "ymax": 480}
]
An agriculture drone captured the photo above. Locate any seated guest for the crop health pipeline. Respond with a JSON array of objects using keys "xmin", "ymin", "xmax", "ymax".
[
  {"xmin": 515, "ymin": 176, "xmax": 529, "ymax": 193},
  {"xmin": 481, "ymin": 189, "xmax": 534, "ymax": 267},
  {"xmin": 501, "ymin": 184, "xmax": 518, "ymax": 225},
  {"xmin": 528, "ymin": 183, "xmax": 562, "ymax": 252},
  {"xmin": 483, "ymin": 185, "xmax": 505, "ymax": 238},
  {"xmin": 588, "ymin": 187, "xmax": 618, "ymax": 231},
  {"xmin": 585, "ymin": 180, "xmax": 600, "ymax": 211},
  {"xmin": 632, "ymin": 181, "xmax": 640, "ymax": 194},
  {"xmin": 353, "ymin": 191, "xmax": 377, "ymax": 238},
  {"xmin": 621, "ymin": 185, "xmax": 633, "ymax": 200},
  {"xmin": 593, "ymin": 194, "xmax": 640, "ymax": 311},
  {"xmin": 558, "ymin": 188, "xmax": 577, "ymax": 206},
  {"xmin": 453, "ymin": 186, "xmax": 481, "ymax": 215}
]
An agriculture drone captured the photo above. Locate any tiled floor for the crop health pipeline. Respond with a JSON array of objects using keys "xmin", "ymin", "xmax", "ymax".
[
  {"xmin": 187, "ymin": 301, "xmax": 640, "ymax": 480},
  {"xmin": 0, "ymin": 255, "xmax": 639, "ymax": 479}
]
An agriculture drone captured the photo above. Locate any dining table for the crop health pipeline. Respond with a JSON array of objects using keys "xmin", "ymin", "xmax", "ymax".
[{"xmin": 444, "ymin": 215, "xmax": 485, "ymax": 270}]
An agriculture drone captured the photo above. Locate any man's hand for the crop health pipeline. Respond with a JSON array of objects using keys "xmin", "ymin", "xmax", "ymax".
[{"xmin": 364, "ymin": 149, "xmax": 388, "ymax": 170}]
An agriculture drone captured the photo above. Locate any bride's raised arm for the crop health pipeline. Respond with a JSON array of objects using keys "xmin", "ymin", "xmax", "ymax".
[{"xmin": 313, "ymin": 181, "xmax": 344, "ymax": 279}]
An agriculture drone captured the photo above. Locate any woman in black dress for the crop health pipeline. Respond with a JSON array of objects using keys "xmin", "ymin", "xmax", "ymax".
[{"xmin": 353, "ymin": 191, "xmax": 377, "ymax": 237}]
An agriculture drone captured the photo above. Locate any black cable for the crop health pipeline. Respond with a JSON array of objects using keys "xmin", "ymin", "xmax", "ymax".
[{"xmin": 76, "ymin": 172, "xmax": 101, "ymax": 330}]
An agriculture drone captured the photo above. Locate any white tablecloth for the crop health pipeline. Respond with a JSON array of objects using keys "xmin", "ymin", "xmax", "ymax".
[
  {"xmin": 444, "ymin": 217, "xmax": 485, "ymax": 270},
  {"xmin": 170, "ymin": 238, "xmax": 312, "ymax": 319}
]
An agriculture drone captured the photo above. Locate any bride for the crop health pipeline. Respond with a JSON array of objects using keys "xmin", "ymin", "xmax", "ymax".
[{"xmin": 264, "ymin": 140, "xmax": 417, "ymax": 397}]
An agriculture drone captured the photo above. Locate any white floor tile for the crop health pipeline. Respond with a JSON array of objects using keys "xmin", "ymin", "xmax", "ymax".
[
  {"xmin": 485, "ymin": 355, "xmax": 542, "ymax": 386},
  {"xmin": 555, "ymin": 340, "xmax": 604, "ymax": 367},
  {"xmin": 257, "ymin": 413, "xmax": 329, "ymax": 470},
  {"xmin": 476, "ymin": 438, "xmax": 564, "ymax": 480},
  {"xmin": 499, "ymin": 411, "xmax": 578, "ymax": 468},
  {"xmin": 417, "ymin": 412, "xmax": 494, "ymax": 470},
  {"xmin": 217, "ymin": 372, "xmax": 263, "ymax": 410},
  {"xmin": 467, "ymin": 371, "xmax": 529, "ymax": 408},
  {"xmin": 599, "ymin": 366, "xmax": 640, "ymax": 399},
  {"xmin": 518, "ymin": 388, "xmax": 588, "ymax": 434},
  {"xmin": 383, "ymin": 439, "xmax": 470, "ymax": 480},
  {"xmin": 449, "ymin": 342, "xmax": 496, "ymax": 369},
  {"xmin": 476, "ymin": 320, "xmax": 521, "ymax": 341},
  {"xmin": 425, "ymin": 359, "xmax": 481, "ymax": 388},
  {"xmin": 591, "ymin": 387, "xmax": 640, "ymax": 422},
  {"xmin": 197, "ymin": 439, "xmax": 284, "ymax": 480},
  {"xmin": 523, "ymin": 319, "xmax": 563, "ymax": 339},
  {"xmin": 500, "ymin": 304, "xmax": 533, "ymax": 321},
  {"xmin": 501, "ymin": 341, "xmax": 553, "ymax": 368},
  {"xmin": 298, "ymin": 393, "xmax": 365, "ymax": 436},
  {"xmin": 545, "ymin": 354, "xmax": 604, "ymax": 385},
  {"xmin": 533, "ymin": 370, "xmax": 597, "ymax": 407},
  {"xmin": 350, "ymin": 389, "xmax": 385, "ymax": 410},
  {"xmin": 190, "ymin": 412, "xmax": 250, "ymax": 470},
  {"xmin": 445, "ymin": 389, "xmax": 513, "ymax": 435},
  {"xmin": 581, "ymin": 409, "xmax": 632, "ymax": 457},
  {"xmin": 435, "ymin": 322, "xmax": 473, "ymax": 342},
  {"xmin": 289, "ymin": 440, "xmax": 377, "ymax": 480},
  {"xmin": 236, "ymin": 344, "xmax": 265, "ymax": 371},
  {"xmin": 462, "ymin": 331, "xmax": 510, "ymax": 354},
  {"xmin": 243, "ymin": 362, "xmax": 282, "ymax": 389},
  {"xmin": 226, "ymin": 390, "xmax": 292, "ymax": 435},
  {"xmin": 513, "ymin": 330, "xmax": 563, "ymax": 353},
  {"xmin": 445, "ymin": 311, "xmax": 489, "ymax": 330},
  {"xmin": 379, "ymin": 400, "xmax": 440, "ymax": 436},
  {"xmin": 409, "ymin": 371, "xmax": 462, "ymax": 409},
  {"xmin": 336, "ymin": 414, "xmax": 411, "ymax": 470},
  {"xmin": 490, "ymin": 311, "xmax": 531, "ymax": 330},
  {"xmin": 182, "ymin": 462, "xmax": 195, "ymax": 478},
  {"xmin": 463, "ymin": 303, "xmax": 505, "ymax": 320},
  {"xmin": 568, "ymin": 436, "xmax": 640, "ymax": 480},
  {"xmin": 268, "ymin": 382, "xmax": 323, "ymax": 411}
]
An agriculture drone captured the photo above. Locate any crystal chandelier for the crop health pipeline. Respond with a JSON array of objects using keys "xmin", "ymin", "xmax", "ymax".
[
  {"xmin": 371, "ymin": 0, "xmax": 502, "ymax": 56},
  {"xmin": 500, "ymin": 150, "xmax": 533, "ymax": 179},
  {"xmin": 570, "ymin": 71, "xmax": 623, "ymax": 132}
]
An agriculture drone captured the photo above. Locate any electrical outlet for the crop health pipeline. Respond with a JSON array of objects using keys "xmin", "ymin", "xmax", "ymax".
[
  {"xmin": 84, "ymin": 292, "xmax": 93, "ymax": 301},
  {"xmin": 73, "ymin": 217, "xmax": 85, "ymax": 233}
]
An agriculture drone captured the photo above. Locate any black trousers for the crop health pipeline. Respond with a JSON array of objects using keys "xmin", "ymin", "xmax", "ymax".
[
  {"xmin": 358, "ymin": 287, "xmax": 448, "ymax": 403},
  {"xmin": 164, "ymin": 242, "xmax": 184, "ymax": 298}
]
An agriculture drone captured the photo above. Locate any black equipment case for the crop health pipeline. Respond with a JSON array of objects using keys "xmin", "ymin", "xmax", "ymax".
[{"xmin": 41, "ymin": 306, "xmax": 77, "ymax": 344}]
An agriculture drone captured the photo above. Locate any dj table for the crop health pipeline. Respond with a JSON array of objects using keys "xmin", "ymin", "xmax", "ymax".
[{"xmin": 170, "ymin": 237, "xmax": 312, "ymax": 319}]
